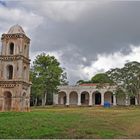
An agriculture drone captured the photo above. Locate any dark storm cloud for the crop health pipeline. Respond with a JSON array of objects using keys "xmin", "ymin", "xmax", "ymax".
[
  {"xmin": 30, "ymin": 1, "xmax": 140, "ymax": 66},
  {"xmin": 5, "ymin": 1, "xmax": 140, "ymax": 83}
]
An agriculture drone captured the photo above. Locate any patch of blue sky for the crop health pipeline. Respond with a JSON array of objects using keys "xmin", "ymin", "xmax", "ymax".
[{"xmin": 0, "ymin": 1, "xmax": 6, "ymax": 7}]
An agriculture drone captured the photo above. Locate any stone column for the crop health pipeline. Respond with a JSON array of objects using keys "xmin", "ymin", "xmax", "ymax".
[
  {"xmin": 77, "ymin": 93, "xmax": 81, "ymax": 106},
  {"xmin": 53, "ymin": 91, "xmax": 59, "ymax": 105},
  {"xmin": 135, "ymin": 97, "xmax": 138, "ymax": 105},
  {"xmin": 89, "ymin": 93, "xmax": 92, "ymax": 106},
  {"xmin": 3, "ymin": 63, "xmax": 6, "ymax": 80},
  {"xmin": 18, "ymin": 59, "xmax": 23, "ymax": 79},
  {"xmin": 66, "ymin": 93, "xmax": 69, "ymax": 106},
  {"xmin": 125, "ymin": 94, "xmax": 129, "ymax": 106},
  {"xmin": 113, "ymin": 93, "xmax": 117, "ymax": 106},
  {"xmin": 2, "ymin": 41, "xmax": 6, "ymax": 55},
  {"xmin": 101, "ymin": 92, "xmax": 104, "ymax": 106}
]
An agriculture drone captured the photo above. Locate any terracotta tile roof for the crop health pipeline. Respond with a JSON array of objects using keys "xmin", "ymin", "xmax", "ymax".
[{"xmin": 79, "ymin": 83, "xmax": 97, "ymax": 86}]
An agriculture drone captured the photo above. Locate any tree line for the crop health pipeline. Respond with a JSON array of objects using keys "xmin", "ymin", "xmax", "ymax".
[
  {"xmin": 30, "ymin": 53, "xmax": 140, "ymax": 106},
  {"xmin": 77, "ymin": 61, "xmax": 140, "ymax": 103}
]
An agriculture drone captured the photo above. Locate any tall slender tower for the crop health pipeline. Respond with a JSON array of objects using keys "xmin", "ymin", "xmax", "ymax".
[{"xmin": 0, "ymin": 25, "xmax": 31, "ymax": 111}]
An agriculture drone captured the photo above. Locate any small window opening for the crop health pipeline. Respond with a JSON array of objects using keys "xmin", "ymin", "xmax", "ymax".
[
  {"xmin": 9, "ymin": 43, "xmax": 14, "ymax": 55},
  {"xmin": 7, "ymin": 65, "xmax": 13, "ymax": 79}
]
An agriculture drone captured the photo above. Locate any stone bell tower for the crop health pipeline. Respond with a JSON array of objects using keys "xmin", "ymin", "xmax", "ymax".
[{"xmin": 0, "ymin": 25, "xmax": 31, "ymax": 111}]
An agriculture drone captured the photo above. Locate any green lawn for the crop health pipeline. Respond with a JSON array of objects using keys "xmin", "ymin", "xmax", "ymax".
[{"xmin": 0, "ymin": 106, "xmax": 140, "ymax": 139}]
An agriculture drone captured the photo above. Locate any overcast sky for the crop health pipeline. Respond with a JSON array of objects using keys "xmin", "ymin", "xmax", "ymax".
[{"xmin": 1, "ymin": 0, "xmax": 140, "ymax": 84}]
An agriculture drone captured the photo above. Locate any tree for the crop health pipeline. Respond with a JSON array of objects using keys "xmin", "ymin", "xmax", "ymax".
[
  {"xmin": 76, "ymin": 73, "xmax": 112, "ymax": 86},
  {"xmin": 76, "ymin": 80, "xmax": 91, "ymax": 85},
  {"xmin": 30, "ymin": 53, "xmax": 68, "ymax": 106},
  {"xmin": 106, "ymin": 61, "xmax": 140, "ymax": 104},
  {"xmin": 91, "ymin": 73, "xmax": 113, "ymax": 85},
  {"xmin": 30, "ymin": 69, "xmax": 43, "ymax": 106}
]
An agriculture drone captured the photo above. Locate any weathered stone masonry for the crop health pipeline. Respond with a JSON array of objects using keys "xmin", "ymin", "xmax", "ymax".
[{"xmin": 0, "ymin": 25, "xmax": 31, "ymax": 111}]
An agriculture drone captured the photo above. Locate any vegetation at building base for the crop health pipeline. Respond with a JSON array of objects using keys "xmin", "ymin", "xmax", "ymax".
[
  {"xmin": 30, "ymin": 53, "xmax": 68, "ymax": 106},
  {"xmin": 1, "ymin": 107, "xmax": 140, "ymax": 139}
]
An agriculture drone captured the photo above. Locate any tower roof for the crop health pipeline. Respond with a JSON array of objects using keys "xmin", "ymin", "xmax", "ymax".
[{"xmin": 7, "ymin": 24, "xmax": 25, "ymax": 34}]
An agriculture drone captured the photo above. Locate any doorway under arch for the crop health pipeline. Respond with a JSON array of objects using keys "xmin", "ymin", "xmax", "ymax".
[
  {"xmin": 81, "ymin": 91, "xmax": 89, "ymax": 105},
  {"xmin": 69, "ymin": 91, "xmax": 78, "ymax": 105},
  {"xmin": 104, "ymin": 91, "xmax": 113, "ymax": 104},
  {"xmin": 58, "ymin": 92, "xmax": 66, "ymax": 105},
  {"xmin": 130, "ymin": 96, "xmax": 135, "ymax": 105},
  {"xmin": 93, "ymin": 91, "xmax": 101, "ymax": 105},
  {"xmin": 4, "ymin": 91, "xmax": 12, "ymax": 111}
]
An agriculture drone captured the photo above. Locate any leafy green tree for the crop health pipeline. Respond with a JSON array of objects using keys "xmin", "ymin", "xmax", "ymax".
[
  {"xmin": 30, "ymin": 53, "xmax": 68, "ymax": 106},
  {"xmin": 76, "ymin": 80, "xmax": 91, "ymax": 85},
  {"xmin": 91, "ymin": 73, "xmax": 113, "ymax": 84},
  {"xmin": 30, "ymin": 69, "xmax": 43, "ymax": 106},
  {"xmin": 106, "ymin": 61, "xmax": 140, "ymax": 103},
  {"xmin": 76, "ymin": 73, "xmax": 112, "ymax": 86}
]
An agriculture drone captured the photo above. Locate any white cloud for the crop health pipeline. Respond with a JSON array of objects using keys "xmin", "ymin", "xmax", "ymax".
[
  {"xmin": 82, "ymin": 45, "xmax": 140, "ymax": 79},
  {"xmin": 0, "ymin": 5, "xmax": 43, "ymax": 34}
]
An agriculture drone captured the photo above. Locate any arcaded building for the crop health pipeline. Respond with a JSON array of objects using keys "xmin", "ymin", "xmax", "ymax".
[
  {"xmin": 54, "ymin": 84, "xmax": 139, "ymax": 106},
  {"xmin": 0, "ymin": 25, "xmax": 31, "ymax": 111}
]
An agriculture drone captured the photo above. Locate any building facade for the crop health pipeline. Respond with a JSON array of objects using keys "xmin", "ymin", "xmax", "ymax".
[
  {"xmin": 54, "ymin": 84, "xmax": 139, "ymax": 106},
  {"xmin": 0, "ymin": 25, "xmax": 31, "ymax": 111}
]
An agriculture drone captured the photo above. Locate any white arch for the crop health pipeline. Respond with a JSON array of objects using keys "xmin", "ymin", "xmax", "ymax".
[
  {"xmin": 80, "ymin": 91, "xmax": 89, "ymax": 105},
  {"xmin": 69, "ymin": 91, "xmax": 78, "ymax": 105},
  {"xmin": 104, "ymin": 91, "xmax": 113, "ymax": 104},
  {"xmin": 92, "ymin": 91, "xmax": 101, "ymax": 105},
  {"xmin": 58, "ymin": 91, "xmax": 67, "ymax": 105}
]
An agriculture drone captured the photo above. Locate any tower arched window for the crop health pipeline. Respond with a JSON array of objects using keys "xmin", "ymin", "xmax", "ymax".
[
  {"xmin": 24, "ymin": 45, "xmax": 27, "ymax": 56},
  {"xmin": 7, "ymin": 65, "xmax": 13, "ymax": 79},
  {"xmin": 23, "ymin": 66, "xmax": 27, "ymax": 80},
  {"xmin": 9, "ymin": 42, "xmax": 14, "ymax": 55}
]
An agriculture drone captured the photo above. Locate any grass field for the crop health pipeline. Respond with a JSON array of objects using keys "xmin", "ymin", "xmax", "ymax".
[{"xmin": 0, "ymin": 106, "xmax": 140, "ymax": 139}]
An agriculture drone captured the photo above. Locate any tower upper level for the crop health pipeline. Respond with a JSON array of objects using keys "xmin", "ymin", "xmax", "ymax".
[
  {"xmin": 1, "ymin": 25, "xmax": 30, "ymax": 58},
  {"xmin": 8, "ymin": 24, "xmax": 25, "ymax": 34}
]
